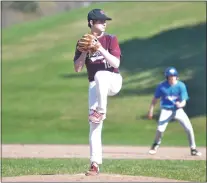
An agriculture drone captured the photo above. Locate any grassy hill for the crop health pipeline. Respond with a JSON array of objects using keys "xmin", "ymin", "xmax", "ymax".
[{"xmin": 2, "ymin": 2, "xmax": 206, "ymax": 146}]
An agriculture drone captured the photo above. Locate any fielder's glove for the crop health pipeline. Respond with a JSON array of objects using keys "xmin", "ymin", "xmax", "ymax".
[{"xmin": 77, "ymin": 33, "xmax": 101, "ymax": 54}]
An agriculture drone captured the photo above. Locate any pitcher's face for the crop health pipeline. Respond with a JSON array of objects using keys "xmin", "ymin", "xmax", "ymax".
[{"xmin": 91, "ymin": 20, "xmax": 107, "ymax": 32}]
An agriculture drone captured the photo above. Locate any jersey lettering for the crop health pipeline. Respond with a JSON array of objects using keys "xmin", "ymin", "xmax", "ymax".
[{"xmin": 103, "ymin": 59, "xmax": 112, "ymax": 69}]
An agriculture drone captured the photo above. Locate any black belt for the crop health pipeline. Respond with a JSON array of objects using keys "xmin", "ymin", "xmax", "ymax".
[{"xmin": 162, "ymin": 107, "xmax": 176, "ymax": 111}]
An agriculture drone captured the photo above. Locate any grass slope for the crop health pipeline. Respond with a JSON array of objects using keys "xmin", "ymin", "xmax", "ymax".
[
  {"xmin": 2, "ymin": 158, "xmax": 206, "ymax": 182},
  {"xmin": 2, "ymin": 2, "xmax": 206, "ymax": 145}
]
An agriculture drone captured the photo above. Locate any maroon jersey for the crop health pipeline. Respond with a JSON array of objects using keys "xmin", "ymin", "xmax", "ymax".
[{"xmin": 73, "ymin": 33, "xmax": 121, "ymax": 82}]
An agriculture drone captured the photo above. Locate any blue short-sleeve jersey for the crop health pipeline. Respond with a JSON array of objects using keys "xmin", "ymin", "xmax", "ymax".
[{"xmin": 154, "ymin": 80, "xmax": 189, "ymax": 109}]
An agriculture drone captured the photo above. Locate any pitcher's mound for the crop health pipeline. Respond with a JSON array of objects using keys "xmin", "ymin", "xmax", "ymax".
[{"xmin": 2, "ymin": 173, "xmax": 188, "ymax": 182}]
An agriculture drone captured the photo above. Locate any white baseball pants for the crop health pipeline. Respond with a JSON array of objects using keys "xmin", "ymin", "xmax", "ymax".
[
  {"xmin": 88, "ymin": 70, "xmax": 122, "ymax": 164},
  {"xmin": 153, "ymin": 108, "xmax": 197, "ymax": 148}
]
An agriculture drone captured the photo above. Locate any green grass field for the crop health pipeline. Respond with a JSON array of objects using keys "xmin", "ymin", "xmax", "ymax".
[
  {"xmin": 2, "ymin": 2, "xmax": 206, "ymax": 146},
  {"xmin": 2, "ymin": 2, "xmax": 206, "ymax": 182},
  {"xmin": 2, "ymin": 158, "xmax": 206, "ymax": 182}
]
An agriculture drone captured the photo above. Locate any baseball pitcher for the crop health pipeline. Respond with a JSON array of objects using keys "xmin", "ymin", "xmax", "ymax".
[
  {"xmin": 147, "ymin": 67, "xmax": 202, "ymax": 156},
  {"xmin": 73, "ymin": 9, "xmax": 122, "ymax": 176}
]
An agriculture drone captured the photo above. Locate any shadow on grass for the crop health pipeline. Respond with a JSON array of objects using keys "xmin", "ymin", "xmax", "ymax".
[
  {"xmin": 118, "ymin": 22, "xmax": 206, "ymax": 118},
  {"xmin": 66, "ymin": 22, "xmax": 206, "ymax": 118}
]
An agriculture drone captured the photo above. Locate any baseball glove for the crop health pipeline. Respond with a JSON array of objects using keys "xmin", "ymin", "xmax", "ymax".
[{"xmin": 77, "ymin": 33, "xmax": 101, "ymax": 54}]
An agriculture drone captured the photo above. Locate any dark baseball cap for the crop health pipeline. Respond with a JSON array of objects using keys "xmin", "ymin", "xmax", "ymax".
[{"xmin": 87, "ymin": 9, "xmax": 112, "ymax": 21}]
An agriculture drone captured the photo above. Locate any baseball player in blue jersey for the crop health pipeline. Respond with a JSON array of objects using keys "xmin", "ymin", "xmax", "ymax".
[{"xmin": 147, "ymin": 67, "xmax": 202, "ymax": 156}]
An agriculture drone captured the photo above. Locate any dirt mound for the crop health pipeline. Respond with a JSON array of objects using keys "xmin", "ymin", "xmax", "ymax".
[
  {"xmin": 2, "ymin": 173, "xmax": 188, "ymax": 182},
  {"xmin": 2, "ymin": 144, "xmax": 206, "ymax": 160},
  {"xmin": 2, "ymin": 144, "xmax": 204, "ymax": 182}
]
